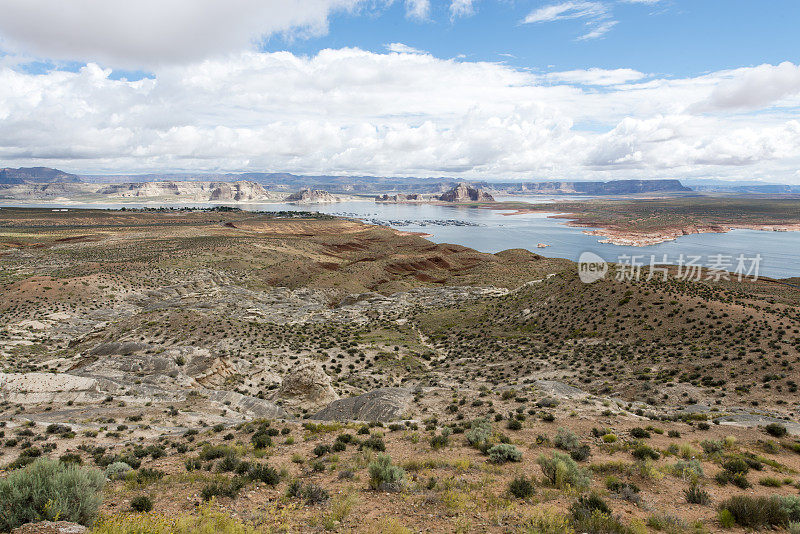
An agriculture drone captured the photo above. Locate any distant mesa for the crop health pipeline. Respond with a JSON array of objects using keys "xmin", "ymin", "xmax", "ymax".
[
  {"xmin": 0, "ymin": 166, "xmax": 81, "ymax": 185},
  {"xmin": 438, "ymin": 182, "xmax": 495, "ymax": 202},
  {"xmin": 97, "ymin": 180, "xmax": 274, "ymax": 202},
  {"xmin": 375, "ymin": 193, "xmax": 425, "ymax": 202},
  {"xmin": 286, "ymin": 188, "xmax": 339, "ymax": 204}
]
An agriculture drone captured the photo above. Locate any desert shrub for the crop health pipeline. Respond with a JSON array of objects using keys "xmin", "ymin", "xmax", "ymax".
[
  {"xmin": 722, "ymin": 457, "xmax": 749, "ymax": 475},
  {"xmin": 537, "ymin": 452, "xmax": 591, "ymax": 490},
  {"xmin": 287, "ymin": 480, "xmax": 330, "ymax": 504},
  {"xmin": 248, "ymin": 464, "xmax": 280, "ymax": 486},
  {"xmin": 507, "ymin": 419, "xmax": 523, "ymax": 431},
  {"xmin": 93, "ymin": 501, "xmax": 264, "ymax": 534},
  {"xmin": 569, "ymin": 444, "xmax": 591, "ymax": 462},
  {"xmin": 521, "ymin": 507, "xmax": 574, "ymax": 534},
  {"xmin": 200, "ymin": 477, "xmax": 245, "ymax": 501},
  {"xmin": 217, "ymin": 453, "xmax": 240, "ymax": 472},
  {"xmin": 684, "ymin": 484, "xmax": 711, "ymax": 505},
  {"xmin": 59, "ymin": 452, "xmax": 83, "ymax": 465},
  {"xmin": 487, "ymin": 444, "xmax": 522, "ymax": 464},
  {"xmin": 630, "ymin": 427, "xmax": 650, "ymax": 439},
  {"xmin": 359, "ymin": 435, "xmax": 386, "ymax": 452},
  {"xmin": 765, "ymin": 423, "xmax": 788, "ymax": 437},
  {"xmin": 184, "ymin": 457, "xmax": 202, "ymax": 471},
  {"xmin": 105, "ymin": 461, "xmax": 132, "ymax": 480},
  {"xmin": 571, "ymin": 509, "xmax": 630, "ymax": 534},
  {"xmin": 631, "ymin": 444, "xmax": 660, "ymax": 461},
  {"xmin": 368, "ymin": 454, "xmax": 406, "ymax": 491},
  {"xmin": 718, "ymin": 495, "xmax": 800, "ymax": 529},
  {"xmin": 250, "ymin": 432, "xmax": 272, "ymax": 449},
  {"xmin": 554, "ymin": 428, "xmax": 581, "ymax": 451},
  {"xmin": 759, "ymin": 476, "xmax": 783, "ymax": 487},
  {"xmin": 0, "ymin": 458, "xmax": 105, "ymax": 531},
  {"xmin": 509, "ymin": 475, "xmax": 535, "ymax": 499},
  {"xmin": 199, "ymin": 444, "xmax": 237, "ymax": 461},
  {"xmin": 717, "ymin": 509, "xmax": 735, "ymax": 528},
  {"xmin": 430, "ymin": 433, "xmax": 450, "ymax": 450},
  {"xmin": 312, "ymin": 444, "xmax": 331, "ymax": 457},
  {"xmin": 465, "ymin": 418, "xmax": 493, "ymax": 451},
  {"xmin": 130, "ymin": 495, "xmax": 153, "ymax": 513},
  {"xmin": 700, "ymin": 440, "xmax": 723, "ymax": 455}
]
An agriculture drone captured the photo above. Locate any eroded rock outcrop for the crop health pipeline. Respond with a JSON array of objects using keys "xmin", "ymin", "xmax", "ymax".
[
  {"xmin": 276, "ymin": 362, "xmax": 338, "ymax": 410},
  {"xmin": 286, "ymin": 189, "xmax": 339, "ymax": 204},
  {"xmin": 311, "ymin": 387, "xmax": 412, "ymax": 422},
  {"xmin": 438, "ymin": 183, "xmax": 494, "ymax": 202}
]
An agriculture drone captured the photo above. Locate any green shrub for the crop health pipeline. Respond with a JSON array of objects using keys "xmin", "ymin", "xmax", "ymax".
[
  {"xmin": 717, "ymin": 509, "xmax": 734, "ymax": 528},
  {"xmin": 105, "ymin": 461, "xmax": 132, "ymax": 480},
  {"xmin": 631, "ymin": 444, "xmax": 660, "ymax": 461},
  {"xmin": 248, "ymin": 464, "xmax": 280, "ymax": 486},
  {"xmin": 359, "ymin": 436, "xmax": 386, "ymax": 452},
  {"xmin": 507, "ymin": 419, "xmax": 523, "ymax": 431},
  {"xmin": 718, "ymin": 495, "xmax": 794, "ymax": 529},
  {"xmin": 487, "ymin": 444, "xmax": 522, "ymax": 464},
  {"xmin": 630, "ymin": 427, "xmax": 650, "ymax": 439},
  {"xmin": 554, "ymin": 428, "xmax": 580, "ymax": 451},
  {"xmin": 130, "ymin": 495, "xmax": 153, "ymax": 512},
  {"xmin": 537, "ymin": 452, "xmax": 591, "ymax": 490},
  {"xmin": 368, "ymin": 454, "xmax": 406, "ymax": 491},
  {"xmin": 765, "ymin": 423, "xmax": 788, "ymax": 438},
  {"xmin": 509, "ymin": 475, "xmax": 535, "ymax": 499},
  {"xmin": 200, "ymin": 477, "xmax": 245, "ymax": 501},
  {"xmin": 684, "ymin": 484, "xmax": 711, "ymax": 505},
  {"xmin": 465, "ymin": 419, "xmax": 493, "ymax": 451},
  {"xmin": 0, "ymin": 458, "xmax": 105, "ymax": 531}
]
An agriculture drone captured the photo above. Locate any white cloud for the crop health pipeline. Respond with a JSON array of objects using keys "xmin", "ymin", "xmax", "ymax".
[
  {"xmin": 405, "ymin": 0, "xmax": 430, "ymax": 20},
  {"xmin": 691, "ymin": 61, "xmax": 800, "ymax": 112},
  {"xmin": 0, "ymin": 0, "xmax": 364, "ymax": 68},
  {"xmin": 1, "ymin": 50, "xmax": 800, "ymax": 183},
  {"xmin": 522, "ymin": 1, "xmax": 608, "ymax": 24},
  {"xmin": 385, "ymin": 43, "xmax": 426, "ymax": 54},
  {"xmin": 576, "ymin": 20, "xmax": 618, "ymax": 40},
  {"xmin": 450, "ymin": 0, "xmax": 477, "ymax": 19},
  {"xmin": 544, "ymin": 67, "xmax": 645, "ymax": 85}
]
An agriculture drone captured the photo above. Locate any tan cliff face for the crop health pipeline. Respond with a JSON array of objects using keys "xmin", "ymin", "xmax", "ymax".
[
  {"xmin": 438, "ymin": 183, "xmax": 494, "ymax": 202},
  {"xmin": 285, "ymin": 189, "xmax": 339, "ymax": 204},
  {"xmin": 0, "ymin": 180, "xmax": 280, "ymax": 202}
]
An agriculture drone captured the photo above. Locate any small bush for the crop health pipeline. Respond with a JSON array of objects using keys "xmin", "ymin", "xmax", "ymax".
[
  {"xmin": 368, "ymin": 454, "xmax": 406, "ymax": 491},
  {"xmin": 718, "ymin": 495, "xmax": 793, "ymax": 529},
  {"xmin": 200, "ymin": 477, "xmax": 245, "ymax": 501},
  {"xmin": 717, "ymin": 509, "xmax": 735, "ymax": 528},
  {"xmin": 487, "ymin": 444, "xmax": 522, "ymax": 464},
  {"xmin": 509, "ymin": 475, "xmax": 535, "ymax": 499},
  {"xmin": 766, "ymin": 423, "xmax": 788, "ymax": 438},
  {"xmin": 248, "ymin": 464, "xmax": 280, "ymax": 486},
  {"xmin": 631, "ymin": 444, "xmax": 660, "ymax": 461},
  {"xmin": 537, "ymin": 452, "xmax": 591, "ymax": 490},
  {"xmin": 130, "ymin": 495, "xmax": 153, "ymax": 512},
  {"xmin": 630, "ymin": 427, "xmax": 650, "ymax": 439},
  {"xmin": 554, "ymin": 428, "xmax": 581, "ymax": 451},
  {"xmin": 684, "ymin": 484, "xmax": 711, "ymax": 505},
  {"xmin": 360, "ymin": 436, "xmax": 386, "ymax": 452},
  {"xmin": 465, "ymin": 419, "xmax": 493, "ymax": 451},
  {"xmin": 0, "ymin": 458, "xmax": 105, "ymax": 531},
  {"xmin": 105, "ymin": 461, "xmax": 132, "ymax": 480}
]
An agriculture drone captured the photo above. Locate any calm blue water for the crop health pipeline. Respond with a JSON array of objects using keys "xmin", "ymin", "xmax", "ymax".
[{"xmin": 3, "ymin": 197, "xmax": 798, "ymax": 279}]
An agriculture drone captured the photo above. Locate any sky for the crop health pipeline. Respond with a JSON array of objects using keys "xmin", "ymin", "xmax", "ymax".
[{"xmin": 0, "ymin": 0, "xmax": 799, "ymax": 182}]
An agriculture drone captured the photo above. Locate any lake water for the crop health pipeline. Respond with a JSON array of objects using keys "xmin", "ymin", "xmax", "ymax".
[{"xmin": 3, "ymin": 196, "xmax": 799, "ymax": 279}]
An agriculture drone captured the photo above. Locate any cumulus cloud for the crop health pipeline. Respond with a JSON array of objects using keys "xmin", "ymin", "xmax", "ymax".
[
  {"xmin": 1, "ymin": 50, "xmax": 799, "ymax": 182},
  {"xmin": 0, "ymin": 0, "xmax": 364, "ymax": 68},
  {"xmin": 691, "ymin": 61, "xmax": 800, "ymax": 112}
]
